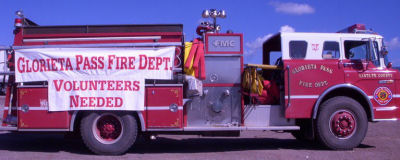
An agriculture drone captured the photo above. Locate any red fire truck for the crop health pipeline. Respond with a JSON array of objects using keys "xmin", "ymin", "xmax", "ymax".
[{"xmin": 0, "ymin": 10, "xmax": 399, "ymax": 155}]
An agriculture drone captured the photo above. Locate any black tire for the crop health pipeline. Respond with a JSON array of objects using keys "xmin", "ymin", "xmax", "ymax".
[
  {"xmin": 316, "ymin": 96, "xmax": 368, "ymax": 150},
  {"xmin": 80, "ymin": 111, "xmax": 138, "ymax": 155}
]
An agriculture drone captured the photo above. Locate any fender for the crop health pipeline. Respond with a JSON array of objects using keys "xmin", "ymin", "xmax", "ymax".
[
  {"xmin": 312, "ymin": 83, "xmax": 374, "ymax": 121},
  {"xmin": 136, "ymin": 111, "xmax": 146, "ymax": 131},
  {"xmin": 69, "ymin": 111, "xmax": 79, "ymax": 131},
  {"xmin": 69, "ymin": 111, "xmax": 146, "ymax": 132}
]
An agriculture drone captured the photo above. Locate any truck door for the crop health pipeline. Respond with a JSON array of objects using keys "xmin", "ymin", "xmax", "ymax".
[
  {"xmin": 283, "ymin": 37, "xmax": 345, "ymax": 118},
  {"xmin": 341, "ymin": 38, "xmax": 398, "ymax": 120}
]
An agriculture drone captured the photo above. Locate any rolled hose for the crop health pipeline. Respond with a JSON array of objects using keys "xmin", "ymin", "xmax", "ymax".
[
  {"xmin": 196, "ymin": 25, "xmax": 212, "ymax": 36},
  {"xmin": 242, "ymin": 68, "xmax": 264, "ymax": 96}
]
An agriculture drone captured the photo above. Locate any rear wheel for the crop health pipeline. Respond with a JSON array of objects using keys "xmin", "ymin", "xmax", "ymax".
[
  {"xmin": 316, "ymin": 96, "xmax": 368, "ymax": 150},
  {"xmin": 80, "ymin": 112, "xmax": 137, "ymax": 155}
]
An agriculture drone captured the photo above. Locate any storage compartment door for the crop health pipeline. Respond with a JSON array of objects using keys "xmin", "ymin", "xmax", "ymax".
[
  {"xmin": 18, "ymin": 87, "xmax": 70, "ymax": 129},
  {"xmin": 145, "ymin": 86, "xmax": 183, "ymax": 128}
]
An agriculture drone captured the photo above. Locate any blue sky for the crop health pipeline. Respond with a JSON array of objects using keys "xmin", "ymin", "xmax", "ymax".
[{"xmin": 1, "ymin": 0, "xmax": 399, "ymax": 65}]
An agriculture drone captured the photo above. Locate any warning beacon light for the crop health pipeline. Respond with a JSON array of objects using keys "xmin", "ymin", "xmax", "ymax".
[
  {"xmin": 14, "ymin": 10, "xmax": 24, "ymax": 27},
  {"xmin": 15, "ymin": 10, "xmax": 24, "ymax": 18},
  {"xmin": 337, "ymin": 24, "xmax": 374, "ymax": 34},
  {"xmin": 200, "ymin": 9, "xmax": 226, "ymax": 34}
]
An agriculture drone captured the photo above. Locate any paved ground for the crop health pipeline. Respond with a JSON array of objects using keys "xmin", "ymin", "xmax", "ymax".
[{"xmin": 0, "ymin": 96, "xmax": 399, "ymax": 160}]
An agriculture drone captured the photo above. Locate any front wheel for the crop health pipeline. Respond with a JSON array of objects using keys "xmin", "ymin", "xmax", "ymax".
[
  {"xmin": 80, "ymin": 112, "xmax": 138, "ymax": 155},
  {"xmin": 316, "ymin": 96, "xmax": 368, "ymax": 150}
]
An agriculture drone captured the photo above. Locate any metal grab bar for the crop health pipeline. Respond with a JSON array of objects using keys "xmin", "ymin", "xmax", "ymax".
[
  {"xmin": 286, "ymin": 65, "xmax": 291, "ymax": 108},
  {"xmin": 245, "ymin": 64, "xmax": 283, "ymax": 70}
]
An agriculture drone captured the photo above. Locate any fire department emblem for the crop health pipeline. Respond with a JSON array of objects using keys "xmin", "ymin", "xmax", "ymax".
[
  {"xmin": 312, "ymin": 44, "xmax": 319, "ymax": 51},
  {"xmin": 374, "ymin": 87, "xmax": 392, "ymax": 105}
]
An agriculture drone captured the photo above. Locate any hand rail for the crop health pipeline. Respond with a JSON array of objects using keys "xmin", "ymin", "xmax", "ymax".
[{"xmin": 286, "ymin": 65, "xmax": 291, "ymax": 108}]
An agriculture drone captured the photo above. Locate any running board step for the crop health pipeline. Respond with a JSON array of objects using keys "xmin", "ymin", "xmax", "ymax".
[
  {"xmin": 0, "ymin": 126, "xmax": 17, "ymax": 131},
  {"xmin": 184, "ymin": 126, "xmax": 300, "ymax": 131}
]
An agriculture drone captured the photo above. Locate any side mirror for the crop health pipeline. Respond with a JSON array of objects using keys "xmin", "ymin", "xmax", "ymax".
[
  {"xmin": 362, "ymin": 61, "xmax": 368, "ymax": 71},
  {"xmin": 348, "ymin": 51, "xmax": 354, "ymax": 58},
  {"xmin": 381, "ymin": 49, "xmax": 388, "ymax": 55},
  {"xmin": 387, "ymin": 62, "xmax": 392, "ymax": 68}
]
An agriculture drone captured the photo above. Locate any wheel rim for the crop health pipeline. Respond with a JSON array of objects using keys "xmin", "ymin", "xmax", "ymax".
[
  {"xmin": 92, "ymin": 113, "xmax": 124, "ymax": 144},
  {"xmin": 329, "ymin": 110, "xmax": 357, "ymax": 139}
]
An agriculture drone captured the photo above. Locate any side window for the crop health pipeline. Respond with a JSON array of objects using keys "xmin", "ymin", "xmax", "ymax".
[
  {"xmin": 372, "ymin": 41, "xmax": 380, "ymax": 66},
  {"xmin": 289, "ymin": 41, "xmax": 307, "ymax": 59},
  {"xmin": 344, "ymin": 41, "xmax": 368, "ymax": 59},
  {"xmin": 322, "ymin": 41, "xmax": 340, "ymax": 59}
]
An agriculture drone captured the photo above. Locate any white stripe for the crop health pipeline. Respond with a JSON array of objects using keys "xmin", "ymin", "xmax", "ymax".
[
  {"xmin": 375, "ymin": 106, "xmax": 398, "ymax": 111},
  {"xmin": 146, "ymin": 106, "xmax": 169, "ymax": 110},
  {"xmin": 3, "ymin": 106, "xmax": 48, "ymax": 111},
  {"xmin": 4, "ymin": 106, "xmax": 185, "ymax": 111},
  {"xmin": 3, "ymin": 107, "xmax": 17, "ymax": 110},
  {"xmin": 22, "ymin": 107, "xmax": 48, "ymax": 111},
  {"xmin": 368, "ymin": 96, "xmax": 373, "ymax": 99},
  {"xmin": 374, "ymin": 118, "xmax": 397, "ymax": 121},
  {"xmin": 146, "ymin": 106, "xmax": 183, "ymax": 111},
  {"xmin": 285, "ymin": 95, "xmax": 319, "ymax": 99},
  {"xmin": 286, "ymin": 95, "xmax": 397, "ymax": 100},
  {"xmin": 370, "ymin": 95, "xmax": 400, "ymax": 99},
  {"xmin": 23, "ymin": 36, "xmax": 161, "ymax": 42}
]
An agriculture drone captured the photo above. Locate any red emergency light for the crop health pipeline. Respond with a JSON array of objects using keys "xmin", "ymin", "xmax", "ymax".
[
  {"xmin": 14, "ymin": 10, "xmax": 24, "ymax": 27},
  {"xmin": 337, "ymin": 24, "xmax": 366, "ymax": 33},
  {"xmin": 14, "ymin": 18, "xmax": 22, "ymax": 27}
]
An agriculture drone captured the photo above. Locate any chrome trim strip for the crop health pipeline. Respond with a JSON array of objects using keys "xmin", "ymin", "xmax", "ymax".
[
  {"xmin": 204, "ymin": 54, "xmax": 242, "ymax": 57},
  {"xmin": 146, "ymin": 128, "xmax": 183, "ymax": 131},
  {"xmin": 145, "ymin": 84, "xmax": 183, "ymax": 87},
  {"xmin": 23, "ymin": 36, "xmax": 161, "ymax": 43},
  {"xmin": 12, "ymin": 42, "xmax": 182, "ymax": 49},
  {"xmin": 136, "ymin": 111, "xmax": 146, "ymax": 132},
  {"xmin": 183, "ymin": 126, "xmax": 300, "ymax": 131},
  {"xmin": 18, "ymin": 129, "xmax": 69, "ymax": 132},
  {"xmin": 375, "ymin": 106, "xmax": 398, "ymax": 111},
  {"xmin": 374, "ymin": 118, "xmax": 397, "ymax": 121},
  {"xmin": 69, "ymin": 111, "xmax": 79, "ymax": 132},
  {"xmin": 393, "ymin": 94, "xmax": 400, "ymax": 98},
  {"xmin": 4, "ymin": 106, "xmax": 48, "ymax": 111},
  {"xmin": 0, "ymin": 126, "xmax": 18, "ymax": 131},
  {"xmin": 312, "ymin": 84, "xmax": 375, "ymax": 121},
  {"xmin": 17, "ymin": 85, "xmax": 47, "ymax": 88},
  {"xmin": 284, "ymin": 95, "xmax": 319, "ymax": 99}
]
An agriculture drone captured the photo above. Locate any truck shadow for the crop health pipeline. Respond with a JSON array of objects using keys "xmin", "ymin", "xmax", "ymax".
[
  {"xmin": 131, "ymin": 137, "xmax": 374, "ymax": 154},
  {"xmin": 0, "ymin": 132, "xmax": 374, "ymax": 155}
]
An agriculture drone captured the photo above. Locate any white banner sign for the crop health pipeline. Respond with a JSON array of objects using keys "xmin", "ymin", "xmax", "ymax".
[{"xmin": 15, "ymin": 47, "xmax": 175, "ymax": 111}]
